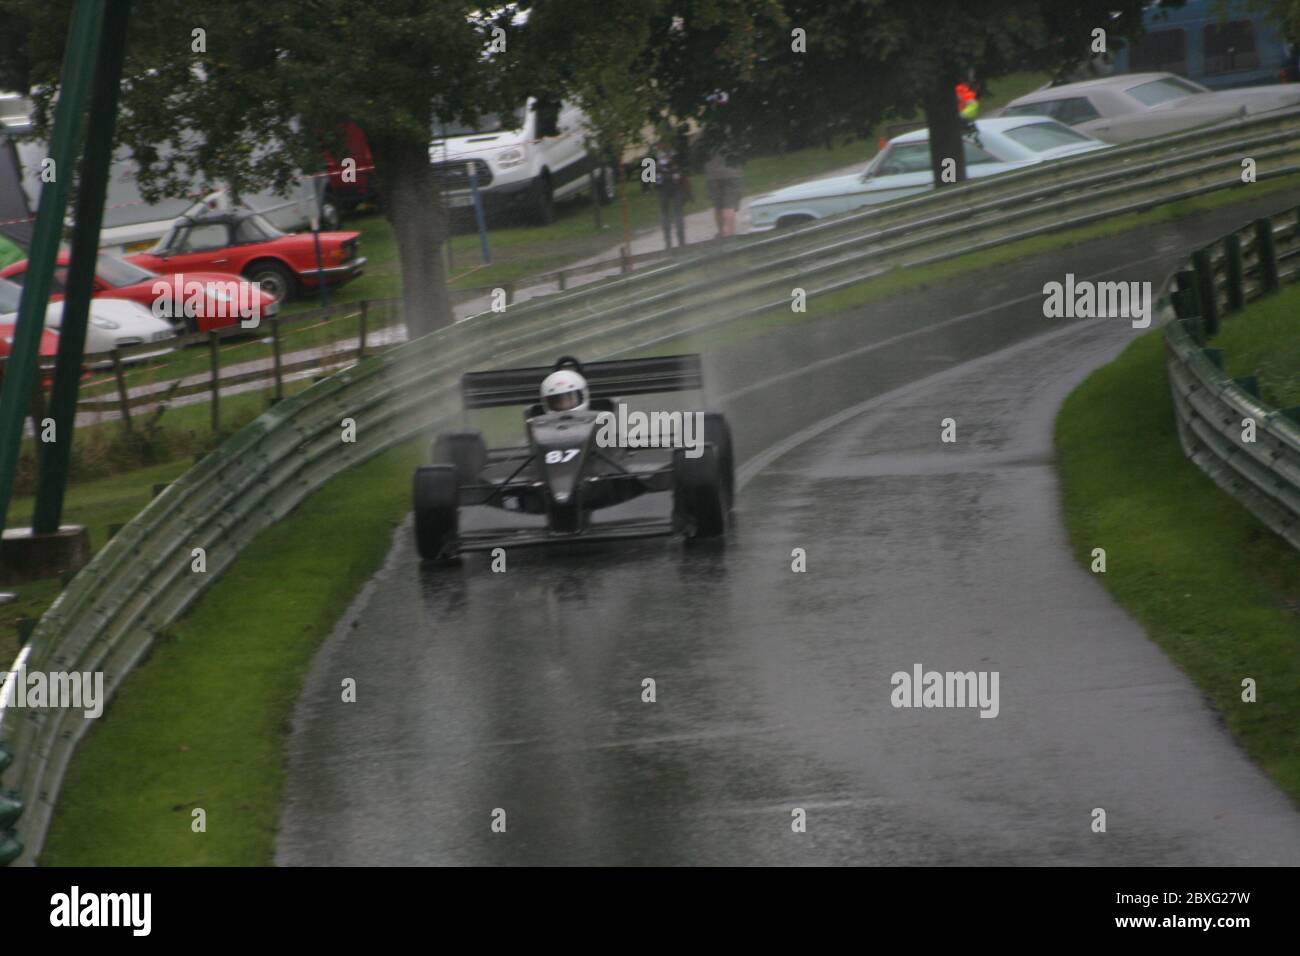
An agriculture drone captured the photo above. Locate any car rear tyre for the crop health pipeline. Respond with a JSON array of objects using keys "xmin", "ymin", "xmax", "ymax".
[
  {"xmin": 413, "ymin": 465, "xmax": 459, "ymax": 560},
  {"xmin": 432, "ymin": 431, "xmax": 487, "ymax": 485},
  {"xmin": 246, "ymin": 260, "xmax": 295, "ymax": 304},
  {"xmin": 674, "ymin": 445, "xmax": 727, "ymax": 539}
]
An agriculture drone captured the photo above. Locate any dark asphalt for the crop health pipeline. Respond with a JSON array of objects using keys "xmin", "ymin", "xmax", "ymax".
[{"xmin": 276, "ymin": 194, "xmax": 1300, "ymax": 866}]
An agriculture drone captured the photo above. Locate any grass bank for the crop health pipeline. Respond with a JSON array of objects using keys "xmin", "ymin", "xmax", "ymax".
[
  {"xmin": 1055, "ymin": 330, "xmax": 1300, "ymax": 803},
  {"xmin": 39, "ymin": 441, "xmax": 422, "ymax": 865}
]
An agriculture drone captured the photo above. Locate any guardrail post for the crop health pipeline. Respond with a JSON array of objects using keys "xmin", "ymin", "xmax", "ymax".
[
  {"xmin": 1171, "ymin": 270, "xmax": 1199, "ymax": 321},
  {"xmin": 0, "ymin": 739, "xmax": 21, "ymax": 866},
  {"xmin": 270, "ymin": 317, "xmax": 284, "ymax": 404},
  {"xmin": 1233, "ymin": 375, "xmax": 1260, "ymax": 398},
  {"xmin": 208, "ymin": 331, "xmax": 220, "ymax": 434},
  {"xmin": 1191, "ymin": 249, "xmax": 1220, "ymax": 338},
  {"xmin": 111, "ymin": 348, "xmax": 133, "ymax": 433},
  {"xmin": 558, "ymin": 269, "xmax": 567, "ymax": 292},
  {"xmin": 357, "ymin": 301, "xmax": 368, "ymax": 361},
  {"xmin": 1223, "ymin": 234, "xmax": 1244, "ymax": 312},
  {"xmin": 1254, "ymin": 218, "xmax": 1279, "ymax": 294}
]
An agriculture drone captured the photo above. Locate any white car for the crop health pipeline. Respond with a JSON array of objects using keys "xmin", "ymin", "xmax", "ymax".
[
  {"xmin": 1001, "ymin": 72, "xmax": 1300, "ymax": 144},
  {"xmin": 748, "ymin": 117, "xmax": 1112, "ymax": 231},
  {"xmin": 429, "ymin": 98, "xmax": 614, "ymax": 225},
  {"xmin": 0, "ymin": 276, "xmax": 176, "ymax": 358}
]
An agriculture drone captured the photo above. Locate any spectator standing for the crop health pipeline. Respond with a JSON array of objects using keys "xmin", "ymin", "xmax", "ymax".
[
  {"xmin": 701, "ymin": 91, "xmax": 743, "ymax": 239},
  {"xmin": 652, "ymin": 135, "xmax": 690, "ymax": 250}
]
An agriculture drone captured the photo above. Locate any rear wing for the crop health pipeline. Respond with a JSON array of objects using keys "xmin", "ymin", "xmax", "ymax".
[{"xmin": 461, "ymin": 355, "xmax": 704, "ymax": 409}]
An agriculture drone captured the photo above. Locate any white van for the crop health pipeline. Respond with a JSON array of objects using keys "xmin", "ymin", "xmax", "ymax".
[{"xmin": 429, "ymin": 98, "xmax": 614, "ymax": 225}]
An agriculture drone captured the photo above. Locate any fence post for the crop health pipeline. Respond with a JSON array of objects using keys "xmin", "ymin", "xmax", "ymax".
[
  {"xmin": 1223, "ymin": 234, "xmax": 1244, "ymax": 312},
  {"xmin": 357, "ymin": 301, "xmax": 368, "ymax": 361},
  {"xmin": 1191, "ymin": 248, "xmax": 1219, "ymax": 339},
  {"xmin": 1254, "ymin": 218, "xmax": 1279, "ymax": 293},
  {"xmin": 270, "ymin": 316, "xmax": 284, "ymax": 403},
  {"xmin": 208, "ymin": 331, "xmax": 220, "ymax": 434},
  {"xmin": 111, "ymin": 348, "xmax": 133, "ymax": 432}
]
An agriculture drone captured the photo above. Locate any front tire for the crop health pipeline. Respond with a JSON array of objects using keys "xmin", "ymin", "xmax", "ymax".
[
  {"xmin": 432, "ymin": 431, "xmax": 487, "ymax": 485},
  {"xmin": 414, "ymin": 466, "xmax": 459, "ymax": 560},
  {"xmin": 246, "ymin": 260, "xmax": 296, "ymax": 304},
  {"xmin": 674, "ymin": 445, "xmax": 727, "ymax": 539}
]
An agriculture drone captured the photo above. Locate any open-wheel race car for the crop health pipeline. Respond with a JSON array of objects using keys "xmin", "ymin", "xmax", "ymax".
[{"xmin": 412, "ymin": 354, "xmax": 734, "ymax": 561}]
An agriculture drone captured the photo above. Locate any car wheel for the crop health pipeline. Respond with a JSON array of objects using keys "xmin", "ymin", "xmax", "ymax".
[
  {"xmin": 321, "ymin": 201, "xmax": 341, "ymax": 231},
  {"xmin": 432, "ymin": 431, "xmax": 487, "ymax": 486},
  {"xmin": 532, "ymin": 173, "xmax": 555, "ymax": 225},
  {"xmin": 413, "ymin": 465, "xmax": 459, "ymax": 561},
  {"xmin": 776, "ymin": 214, "xmax": 816, "ymax": 229},
  {"xmin": 701, "ymin": 412, "xmax": 735, "ymax": 508},
  {"xmin": 246, "ymin": 260, "xmax": 295, "ymax": 304},
  {"xmin": 673, "ymin": 445, "xmax": 727, "ymax": 539}
]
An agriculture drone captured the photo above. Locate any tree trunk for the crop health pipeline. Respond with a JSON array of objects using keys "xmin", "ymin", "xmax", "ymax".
[
  {"xmin": 924, "ymin": 70, "xmax": 966, "ymax": 187},
  {"xmin": 371, "ymin": 136, "xmax": 451, "ymax": 338}
]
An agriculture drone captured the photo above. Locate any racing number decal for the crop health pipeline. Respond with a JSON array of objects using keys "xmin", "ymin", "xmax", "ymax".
[{"xmin": 545, "ymin": 449, "xmax": 580, "ymax": 464}]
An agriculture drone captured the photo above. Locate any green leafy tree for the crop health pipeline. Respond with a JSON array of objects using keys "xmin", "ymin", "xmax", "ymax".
[{"xmin": 1, "ymin": 1, "xmax": 541, "ymax": 336}]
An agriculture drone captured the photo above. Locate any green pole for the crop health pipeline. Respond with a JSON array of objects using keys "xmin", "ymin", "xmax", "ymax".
[
  {"xmin": 33, "ymin": 0, "xmax": 132, "ymax": 534},
  {"xmin": 0, "ymin": 0, "xmax": 106, "ymax": 538}
]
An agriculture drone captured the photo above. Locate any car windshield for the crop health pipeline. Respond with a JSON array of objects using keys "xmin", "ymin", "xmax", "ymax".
[
  {"xmin": 0, "ymin": 278, "xmax": 20, "ymax": 313},
  {"xmin": 436, "ymin": 107, "xmax": 526, "ymax": 137},
  {"xmin": 1002, "ymin": 121, "xmax": 1094, "ymax": 152},
  {"xmin": 96, "ymin": 254, "xmax": 156, "ymax": 287},
  {"xmin": 1125, "ymin": 76, "xmax": 1204, "ymax": 107}
]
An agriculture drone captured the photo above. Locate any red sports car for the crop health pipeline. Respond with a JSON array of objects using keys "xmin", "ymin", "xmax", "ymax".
[
  {"xmin": 125, "ymin": 209, "xmax": 366, "ymax": 303},
  {"xmin": 0, "ymin": 253, "xmax": 279, "ymax": 334},
  {"xmin": 0, "ymin": 322, "xmax": 60, "ymax": 388}
]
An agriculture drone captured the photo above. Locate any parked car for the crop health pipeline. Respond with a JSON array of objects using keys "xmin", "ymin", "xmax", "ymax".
[
  {"xmin": 0, "ymin": 321, "xmax": 59, "ymax": 387},
  {"xmin": 429, "ymin": 98, "xmax": 615, "ymax": 225},
  {"xmin": 0, "ymin": 276, "xmax": 175, "ymax": 357},
  {"xmin": 0, "ymin": 253, "xmax": 278, "ymax": 334},
  {"xmin": 125, "ymin": 205, "xmax": 366, "ymax": 303},
  {"xmin": 748, "ymin": 117, "xmax": 1111, "ymax": 231},
  {"xmin": 1001, "ymin": 72, "xmax": 1300, "ymax": 143}
]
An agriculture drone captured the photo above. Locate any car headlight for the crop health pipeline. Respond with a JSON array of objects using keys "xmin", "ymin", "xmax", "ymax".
[
  {"xmin": 497, "ymin": 147, "xmax": 526, "ymax": 169},
  {"xmin": 90, "ymin": 316, "xmax": 121, "ymax": 330}
]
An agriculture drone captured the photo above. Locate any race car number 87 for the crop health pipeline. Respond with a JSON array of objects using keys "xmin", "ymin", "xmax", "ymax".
[{"xmin": 545, "ymin": 449, "xmax": 580, "ymax": 464}]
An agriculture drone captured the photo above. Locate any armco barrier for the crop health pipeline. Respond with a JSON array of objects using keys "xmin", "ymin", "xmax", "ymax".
[
  {"xmin": 1163, "ymin": 208, "xmax": 1300, "ymax": 550},
  {"xmin": 6, "ymin": 113, "xmax": 1300, "ymax": 864}
]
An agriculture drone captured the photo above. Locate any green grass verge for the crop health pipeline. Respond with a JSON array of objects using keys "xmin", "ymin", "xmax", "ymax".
[
  {"xmin": 39, "ymin": 440, "xmax": 422, "ymax": 866},
  {"xmin": 1055, "ymin": 330, "xmax": 1300, "ymax": 803},
  {"xmin": 1216, "ymin": 280, "xmax": 1300, "ymax": 408}
]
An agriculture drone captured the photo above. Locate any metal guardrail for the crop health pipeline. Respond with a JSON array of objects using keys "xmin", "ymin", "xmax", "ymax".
[
  {"xmin": 6, "ymin": 111, "xmax": 1300, "ymax": 865},
  {"xmin": 1163, "ymin": 208, "xmax": 1300, "ymax": 551}
]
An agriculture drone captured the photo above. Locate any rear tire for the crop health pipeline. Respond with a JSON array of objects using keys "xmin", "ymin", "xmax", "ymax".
[
  {"xmin": 413, "ymin": 465, "xmax": 459, "ymax": 560},
  {"xmin": 674, "ymin": 445, "xmax": 727, "ymax": 539},
  {"xmin": 432, "ymin": 431, "xmax": 487, "ymax": 485}
]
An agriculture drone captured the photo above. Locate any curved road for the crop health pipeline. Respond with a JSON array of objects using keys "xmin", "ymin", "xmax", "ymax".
[{"xmin": 277, "ymin": 194, "xmax": 1300, "ymax": 866}]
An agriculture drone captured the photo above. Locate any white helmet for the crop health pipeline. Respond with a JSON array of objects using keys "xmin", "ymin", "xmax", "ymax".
[{"xmin": 540, "ymin": 368, "xmax": 588, "ymax": 413}]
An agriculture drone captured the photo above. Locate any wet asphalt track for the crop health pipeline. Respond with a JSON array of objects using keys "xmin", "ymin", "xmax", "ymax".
[{"xmin": 277, "ymin": 194, "xmax": 1300, "ymax": 866}]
